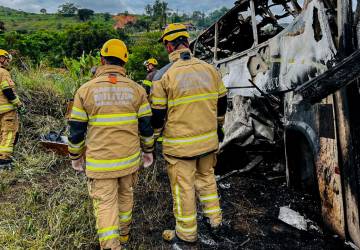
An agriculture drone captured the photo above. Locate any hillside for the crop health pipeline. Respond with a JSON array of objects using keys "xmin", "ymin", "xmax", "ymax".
[{"xmin": 0, "ymin": 6, "xmax": 115, "ymax": 32}]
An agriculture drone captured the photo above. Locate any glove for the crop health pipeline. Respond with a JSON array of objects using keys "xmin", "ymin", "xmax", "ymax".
[
  {"xmin": 71, "ymin": 156, "xmax": 85, "ymax": 172},
  {"xmin": 17, "ymin": 105, "xmax": 27, "ymax": 115},
  {"xmin": 142, "ymin": 152, "xmax": 154, "ymax": 168},
  {"xmin": 217, "ymin": 126, "xmax": 225, "ymax": 143}
]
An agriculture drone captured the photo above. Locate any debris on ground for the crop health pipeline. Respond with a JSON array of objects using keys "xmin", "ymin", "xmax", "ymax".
[{"xmin": 278, "ymin": 206, "xmax": 308, "ymax": 231}]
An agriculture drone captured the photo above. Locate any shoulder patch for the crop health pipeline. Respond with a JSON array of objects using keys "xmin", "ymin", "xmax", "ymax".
[{"xmin": 153, "ymin": 62, "xmax": 174, "ymax": 81}]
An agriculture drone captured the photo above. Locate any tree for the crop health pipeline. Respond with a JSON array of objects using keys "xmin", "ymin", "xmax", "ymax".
[
  {"xmin": 207, "ymin": 7, "xmax": 228, "ymax": 24},
  {"xmin": 103, "ymin": 12, "xmax": 112, "ymax": 22},
  {"xmin": 170, "ymin": 12, "xmax": 183, "ymax": 23},
  {"xmin": 192, "ymin": 11, "xmax": 206, "ymax": 28},
  {"xmin": 78, "ymin": 8, "xmax": 94, "ymax": 21},
  {"xmin": 145, "ymin": 4, "xmax": 153, "ymax": 17},
  {"xmin": 40, "ymin": 8, "xmax": 47, "ymax": 14},
  {"xmin": 58, "ymin": 2, "xmax": 78, "ymax": 16},
  {"xmin": 151, "ymin": 0, "xmax": 169, "ymax": 29}
]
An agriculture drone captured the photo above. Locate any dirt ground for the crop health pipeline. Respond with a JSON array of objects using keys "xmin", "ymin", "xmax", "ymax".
[{"xmin": 128, "ymin": 145, "xmax": 353, "ymax": 250}]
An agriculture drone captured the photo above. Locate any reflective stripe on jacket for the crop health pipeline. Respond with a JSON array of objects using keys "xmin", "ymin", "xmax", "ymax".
[
  {"xmin": 0, "ymin": 68, "xmax": 21, "ymax": 114},
  {"xmin": 68, "ymin": 65, "xmax": 154, "ymax": 179},
  {"xmin": 151, "ymin": 48, "xmax": 228, "ymax": 158}
]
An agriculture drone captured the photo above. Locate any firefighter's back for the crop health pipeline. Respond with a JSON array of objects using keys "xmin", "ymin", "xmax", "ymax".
[
  {"xmin": 73, "ymin": 65, "xmax": 148, "ymax": 179},
  {"xmin": 153, "ymin": 51, "xmax": 226, "ymax": 158}
]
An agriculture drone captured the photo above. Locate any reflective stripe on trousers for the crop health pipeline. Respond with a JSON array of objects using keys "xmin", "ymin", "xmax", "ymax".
[
  {"xmin": 119, "ymin": 210, "xmax": 132, "ymax": 223},
  {"xmin": 0, "ymin": 131, "xmax": 13, "ymax": 153},
  {"xmin": 97, "ymin": 226, "xmax": 120, "ymax": 242},
  {"xmin": 199, "ymin": 193, "xmax": 219, "ymax": 203}
]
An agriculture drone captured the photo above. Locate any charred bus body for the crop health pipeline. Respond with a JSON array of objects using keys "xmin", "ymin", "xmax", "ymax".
[{"xmin": 191, "ymin": 0, "xmax": 360, "ymax": 247}]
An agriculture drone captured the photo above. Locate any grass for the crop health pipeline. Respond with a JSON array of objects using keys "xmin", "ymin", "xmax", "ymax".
[{"xmin": 0, "ymin": 66, "xmax": 174, "ymax": 249}]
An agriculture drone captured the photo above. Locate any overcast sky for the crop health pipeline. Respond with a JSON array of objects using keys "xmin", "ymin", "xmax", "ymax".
[{"xmin": 0, "ymin": 0, "xmax": 236, "ymax": 14}]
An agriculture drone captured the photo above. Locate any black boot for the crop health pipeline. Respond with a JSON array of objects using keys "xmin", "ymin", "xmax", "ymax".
[{"xmin": 0, "ymin": 159, "xmax": 13, "ymax": 170}]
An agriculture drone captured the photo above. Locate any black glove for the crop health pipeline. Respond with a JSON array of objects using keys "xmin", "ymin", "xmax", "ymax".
[{"xmin": 217, "ymin": 126, "xmax": 225, "ymax": 143}]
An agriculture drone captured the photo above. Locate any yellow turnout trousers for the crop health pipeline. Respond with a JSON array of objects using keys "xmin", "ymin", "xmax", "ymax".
[
  {"xmin": 88, "ymin": 172, "xmax": 138, "ymax": 250},
  {"xmin": 165, "ymin": 152, "xmax": 222, "ymax": 242},
  {"xmin": 0, "ymin": 110, "xmax": 18, "ymax": 160}
]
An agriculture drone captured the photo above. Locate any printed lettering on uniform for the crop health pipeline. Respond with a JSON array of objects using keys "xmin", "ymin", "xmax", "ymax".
[
  {"xmin": 175, "ymin": 72, "xmax": 212, "ymax": 92},
  {"xmin": 92, "ymin": 87, "xmax": 134, "ymax": 106}
]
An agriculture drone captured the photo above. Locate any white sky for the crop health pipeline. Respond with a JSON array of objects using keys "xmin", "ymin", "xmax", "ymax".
[{"xmin": 0, "ymin": 0, "xmax": 236, "ymax": 14}]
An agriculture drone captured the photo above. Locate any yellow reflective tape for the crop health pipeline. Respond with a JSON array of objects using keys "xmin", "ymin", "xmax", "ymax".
[
  {"xmin": 168, "ymin": 92, "xmax": 218, "ymax": 107},
  {"xmin": 152, "ymin": 97, "xmax": 167, "ymax": 105},
  {"xmin": 0, "ymin": 104, "xmax": 15, "ymax": 112},
  {"xmin": 199, "ymin": 193, "xmax": 219, "ymax": 202},
  {"xmin": 175, "ymin": 213, "xmax": 197, "ymax": 222},
  {"xmin": 89, "ymin": 113, "xmax": 137, "ymax": 126},
  {"xmin": 119, "ymin": 210, "xmax": 132, "ymax": 223},
  {"xmin": 175, "ymin": 183, "xmax": 182, "ymax": 216},
  {"xmin": 70, "ymin": 107, "xmax": 88, "ymax": 121},
  {"xmin": 68, "ymin": 140, "xmax": 85, "ymax": 148},
  {"xmin": 119, "ymin": 210, "xmax": 132, "ymax": 216},
  {"xmin": 87, "ymin": 158, "xmax": 139, "ymax": 171},
  {"xmin": 97, "ymin": 226, "xmax": 118, "ymax": 234},
  {"xmin": 176, "ymin": 224, "xmax": 197, "ymax": 233},
  {"xmin": 203, "ymin": 206, "xmax": 222, "ymax": 215},
  {"xmin": 93, "ymin": 198, "xmax": 100, "ymax": 229},
  {"xmin": 218, "ymin": 84, "xmax": 228, "ymax": 96},
  {"xmin": 0, "ymin": 146, "xmax": 13, "ymax": 152},
  {"xmin": 97, "ymin": 226, "xmax": 120, "ymax": 242},
  {"xmin": 99, "ymin": 234, "xmax": 119, "ymax": 242},
  {"xmin": 199, "ymin": 193, "xmax": 219, "ymax": 203},
  {"xmin": 138, "ymin": 103, "xmax": 152, "ymax": 117},
  {"xmin": 0, "ymin": 80, "xmax": 10, "ymax": 89},
  {"xmin": 143, "ymin": 80, "xmax": 153, "ymax": 87},
  {"xmin": 86, "ymin": 151, "xmax": 141, "ymax": 172},
  {"xmin": 141, "ymin": 136, "xmax": 154, "ymax": 146},
  {"xmin": 163, "ymin": 130, "xmax": 217, "ymax": 145},
  {"xmin": 5, "ymin": 132, "xmax": 13, "ymax": 147},
  {"xmin": 11, "ymin": 97, "xmax": 21, "ymax": 105}
]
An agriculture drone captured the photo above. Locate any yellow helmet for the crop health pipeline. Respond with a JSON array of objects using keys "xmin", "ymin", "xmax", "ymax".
[
  {"xmin": 145, "ymin": 58, "xmax": 158, "ymax": 66},
  {"xmin": 0, "ymin": 49, "xmax": 11, "ymax": 60},
  {"xmin": 159, "ymin": 23, "xmax": 190, "ymax": 43},
  {"xmin": 100, "ymin": 39, "xmax": 129, "ymax": 63}
]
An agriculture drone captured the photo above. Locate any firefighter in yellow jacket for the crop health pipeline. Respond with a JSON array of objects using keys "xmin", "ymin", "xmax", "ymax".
[
  {"xmin": 68, "ymin": 39, "xmax": 154, "ymax": 250},
  {"xmin": 0, "ymin": 49, "xmax": 24, "ymax": 170},
  {"xmin": 141, "ymin": 58, "xmax": 158, "ymax": 96},
  {"xmin": 151, "ymin": 24, "xmax": 228, "ymax": 244}
]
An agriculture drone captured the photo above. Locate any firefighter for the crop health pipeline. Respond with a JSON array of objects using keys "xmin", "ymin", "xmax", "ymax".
[
  {"xmin": 141, "ymin": 58, "xmax": 158, "ymax": 96},
  {"xmin": 68, "ymin": 39, "xmax": 154, "ymax": 250},
  {"xmin": 0, "ymin": 49, "xmax": 24, "ymax": 170},
  {"xmin": 151, "ymin": 23, "xmax": 228, "ymax": 244}
]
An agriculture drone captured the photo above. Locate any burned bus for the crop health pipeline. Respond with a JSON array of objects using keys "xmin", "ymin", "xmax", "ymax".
[{"xmin": 191, "ymin": 0, "xmax": 360, "ymax": 247}]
